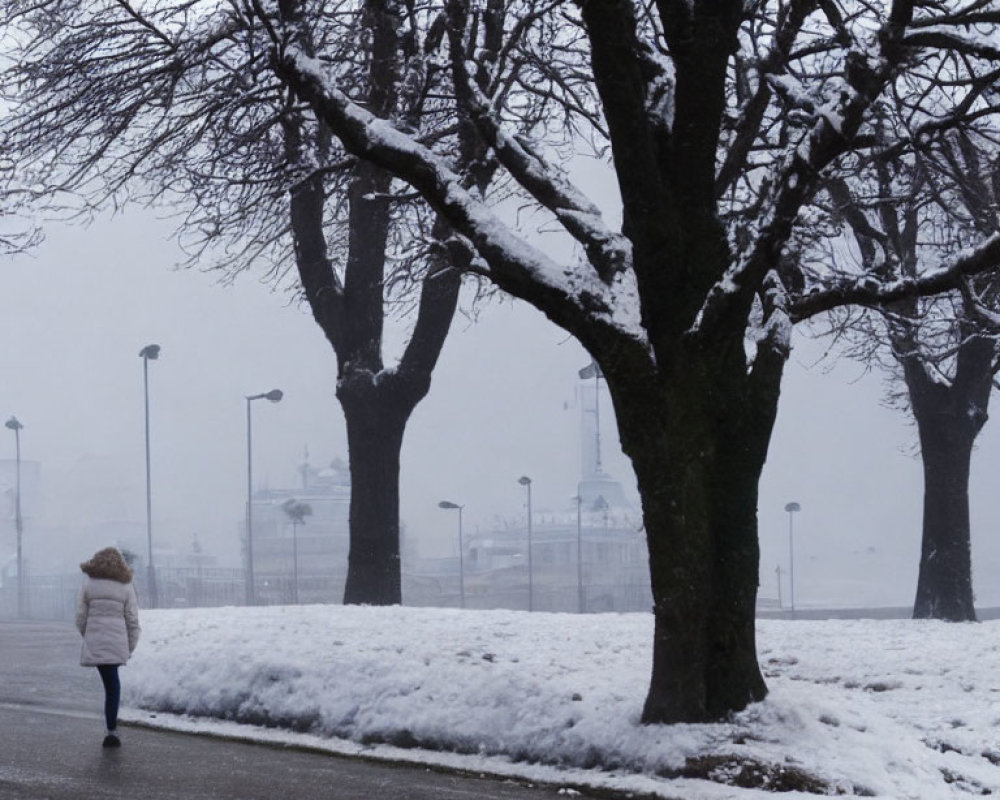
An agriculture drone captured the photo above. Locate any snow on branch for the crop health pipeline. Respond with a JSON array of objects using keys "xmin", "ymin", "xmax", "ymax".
[
  {"xmin": 903, "ymin": 27, "xmax": 1000, "ymax": 59},
  {"xmin": 442, "ymin": 0, "xmax": 628, "ymax": 284},
  {"xmin": 959, "ymin": 276, "xmax": 1000, "ymax": 331},
  {"xmin": 790, "ymin": 232, "xmax": 1000, "ymax": 322},
  {"xmin": 751, "ymin": 270, "xmax": 792, "ymax": 358},
  {"xmin": 697, "ymin": 15, "xmax": 911, "ymax": 340},
  {"xmin": 716, "ymin": 0, "xmax": 821, "ymax": 197},
  {"xmin": 272, "ymin": 45, "xmax": 645, "ymax": 342},
  {"xmin": 450, "ymin": 51, "xmax": 631, "ymax": 284}
]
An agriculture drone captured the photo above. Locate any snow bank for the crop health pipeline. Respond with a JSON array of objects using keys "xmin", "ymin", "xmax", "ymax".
[{"xmin": 123, "ymin": 605, "xmax": 1000, "ymax": 799}]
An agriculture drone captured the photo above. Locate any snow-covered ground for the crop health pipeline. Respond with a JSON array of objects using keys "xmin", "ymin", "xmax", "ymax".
[{"xmin": 122, "ymin": 605, "xmax": 1000, "ymax": 799}]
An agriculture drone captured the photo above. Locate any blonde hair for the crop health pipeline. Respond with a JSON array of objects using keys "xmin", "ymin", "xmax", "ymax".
[{"xmin": 80, "ymin": 547, "xmax": 133, "ymax": 583}]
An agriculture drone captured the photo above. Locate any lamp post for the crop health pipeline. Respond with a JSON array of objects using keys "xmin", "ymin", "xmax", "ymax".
[
  {"xmin": 192, "ymin": 533, "xmax": 203, "ymax": 607},
  {"xmin": 246, "ymin": 389, "xmax": 283, "ymax": 605},
  {"xmin": 518, "ymin": 475, "xmax": 533, "ymax": 611},
  {"xmin": 438, "ymin": 501, "xmax": 465, "ymax": 609},
  {"xmin": 578, "ymin": 360, "xmax": 604, "ymax": 473},
  {"xmin": 574, "ymin": 494, "xmax": 583, "ymax": 613},
  {"xmin": 5, "ymin": 416, "xmax": 23, "ymax": 617},
  {"xmin": 281, "ymin": 498, "xmax": 311, "ymax": 605},
  {"xmin": 139, "ymin": 344, "xmax": 160, "ymax": 608},
  {"xmin": 784, "ymin": 501, "xmax": 801, "ymax": 615}
]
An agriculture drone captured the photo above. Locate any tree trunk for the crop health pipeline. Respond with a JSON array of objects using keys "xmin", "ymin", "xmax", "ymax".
[
  {"xmin": 904, "ymin": 337, "xmax": 992, "ymax": 622},
  {"xmin": 610, "ymin": 344, "xmax": 777, "ymax": 723},
  {"xmin": 912, "ymin": 419, "xmax": 978, "ymax": 621},
  {"xmin": 339, "ymin": 380, "xmax": 410, "ymax": 605}
]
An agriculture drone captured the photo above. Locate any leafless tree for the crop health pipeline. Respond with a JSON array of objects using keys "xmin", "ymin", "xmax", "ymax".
[
  {"xmin": 265, "ymin": 0, "xmax": 1000, "ymax": 723},
  {"xmin": 0, "ymin": 0, "xmax": 576, "ymax": 604},
  {"xmin": 819, "ymin": 118, "xmax": 1000, "ymax": 621}
]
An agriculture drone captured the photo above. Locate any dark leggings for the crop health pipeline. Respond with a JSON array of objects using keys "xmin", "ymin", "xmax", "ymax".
[{"xmin": 96, "ymin": 665, "xmax": 120, "ymax": 731}]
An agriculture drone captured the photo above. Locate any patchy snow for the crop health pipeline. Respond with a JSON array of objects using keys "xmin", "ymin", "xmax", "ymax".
[{"xmin": 123, "ymin": 605, "xmax": 1000, "ymax": 799}]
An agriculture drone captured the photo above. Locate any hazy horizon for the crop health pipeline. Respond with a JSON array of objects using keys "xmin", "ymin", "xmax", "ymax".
[{"xmin": 2, "ymin": 210, "xmax": 999, "ymax": 609}]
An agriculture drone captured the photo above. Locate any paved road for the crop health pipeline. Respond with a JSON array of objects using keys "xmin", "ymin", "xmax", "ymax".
[{"xmin": 0, "ymin": 621, "xmax": 601, "ymax": 800}]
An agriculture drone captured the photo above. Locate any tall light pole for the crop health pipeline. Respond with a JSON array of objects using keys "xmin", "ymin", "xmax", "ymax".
[
  {"xmin": 518, "ymin": 475, "xmax": 533, "ymax": 612},
  {"xmin": 192, "ymin": 533, "xmax": 203, "ymax": 607},
  {"xmin": 246, "ymin": 389, "xmax": 283, "ymax": 605},
  {"xmin": 578, "ymin": 360, "xmax": 604, "ymax": 474},
  {"xmin": 139, "ymin": 344, "xmax": 160, "ymax": 608},
  {"xmin": 5, "ymin": 416, "xmax": 23, "ymax": 617},
  {"xmin": 438, "ymin": 501, "xmax": 465, "ymax": 609},
  {"xmin": 281, "ymin": 498, "xmax": 311, "ymax": 605},
  {"xmin": 574, "ymin": 494, "xmax": 583, "ymax": 613},
  {"xmin": 784, "ymin": 501, "xmax": 801, "ymax": 615}
]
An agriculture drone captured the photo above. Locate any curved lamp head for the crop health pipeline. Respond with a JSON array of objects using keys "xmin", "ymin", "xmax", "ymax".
[
  {"xmin": 518, "ymin": 475, "xmax": 531, "ymax": 487},
  {"xmin": 5, "ymin": 416, "xmax": 22, "ymax": 431},
  {"xmin": 248, "ymin": 389, "xmax": 284, "ymax": 403},
  {"xmin": 139, "ymin": 344, "xmax": 161, "ymax": 360},
  {"xmin": 784, "ymin": 502, "xmax": 801, "ymax": 513},
  {"xmin": 281, "ymin": 498, "xmax": 312, "ymax": 521},
  {"xmin": 578, "ymin": 360, "xmax": 603, "ymax": 380},
  {"xmin": 438, "ymin": 500, "xmax": 462, "ymax": 510}
]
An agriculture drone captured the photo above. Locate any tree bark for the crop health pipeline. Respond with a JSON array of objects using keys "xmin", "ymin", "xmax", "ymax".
[
  {"xmin": 333, "ymin": 230, "xmax": 461, "ymax": 606},
  {"xmin": 608, "ymin": 337, "xmax": 779, "ymax": 722},
  {"xmin": 905, "ymin": 335, "xmax": 993, "ymax": 622},
  {"xmin": 912, "ymin": 421, "xmax": 977, "ymax": 621},
  {"xmin": 339, "ymin": 379, "xmax": 410, "ymax": 605}
]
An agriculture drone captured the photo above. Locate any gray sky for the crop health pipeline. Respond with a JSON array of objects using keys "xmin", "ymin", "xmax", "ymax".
[{"xmin": 2, "ymin": 209, "xmax": 999, "ymax": 608}]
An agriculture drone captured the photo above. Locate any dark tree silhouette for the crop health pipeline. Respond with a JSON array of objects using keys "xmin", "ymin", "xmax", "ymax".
[
  {"xmin": 265, "ymin": 0, "xmax": 1000, "ymax": 722},
  {"xmin": 825, "ymin": 130, "xmax": 1000, "ymax": 621}
]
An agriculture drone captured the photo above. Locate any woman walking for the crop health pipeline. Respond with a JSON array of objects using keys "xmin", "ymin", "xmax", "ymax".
[{"xmin": 75, "ymin": 547, "xmax": 141, "ymax": 748}]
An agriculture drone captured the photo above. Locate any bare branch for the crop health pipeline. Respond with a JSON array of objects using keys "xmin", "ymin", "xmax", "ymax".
[{"xmin": 790, "ymin": 232, "xmax": 1000, "ymax": 322}]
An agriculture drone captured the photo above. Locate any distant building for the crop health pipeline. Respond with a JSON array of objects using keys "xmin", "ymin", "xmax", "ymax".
[
  {"xmin": 243, "ymin": 454, "xmax": 351, "ymax": 604},
  {"xmin": 456, "ymin": 503, "xmax": 650, "ymax": 613},
  {"xmin": 0, "ymin": 458, "xmax": 41, "ymax": 578},
  {"xmin": 404, "ymin": 364, "xmax": 652, "ymax": 613}
]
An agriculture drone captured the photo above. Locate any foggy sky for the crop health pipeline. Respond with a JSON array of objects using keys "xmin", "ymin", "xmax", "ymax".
[{"xmin": 2, "ymin": 210, "xmax": 999, "ymax": 608}]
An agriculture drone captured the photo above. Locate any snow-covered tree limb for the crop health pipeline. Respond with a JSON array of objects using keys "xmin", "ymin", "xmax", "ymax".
[
  {"xmin": 697, "ymin": 3, "xmax": 924, "ymax": 338},
  {"xmin": 444, "ymin": 0, "xmax": 631, "ymax": 284},
  {"xmin": 903, "ymin": 28, "xmax": 1000, "ymax": 59},
  {"xmin": 715, "ymin": 0, "xmax": 818, "ymax": 198},
  {"xmin": 271, "ymin": 46, "xmax": 650, "ymax": 343},
  {"xmin": 790, "ymin": 232, "xmax": 1000, "ymax": 322}
]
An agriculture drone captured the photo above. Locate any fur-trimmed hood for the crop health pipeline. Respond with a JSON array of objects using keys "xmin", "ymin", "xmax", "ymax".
[{"xmin": 80, "ymin": 547, "xmax": 133, "ymax": 584}]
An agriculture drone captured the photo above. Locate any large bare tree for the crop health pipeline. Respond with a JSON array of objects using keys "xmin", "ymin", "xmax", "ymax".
[
  {"xmin": 0, "ymin": 0, "xmax": 547, "ymax": 604},
  {"xmin": 823, "ymin": 128, "xmax": 1000, "ymax": 621},
  {"xmin": 263, "ymin": 0, "xmax": 1000, "ymax": 722}
]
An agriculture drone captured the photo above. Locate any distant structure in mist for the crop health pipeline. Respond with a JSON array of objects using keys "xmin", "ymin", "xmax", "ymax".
[
  {"xmin": 241, "ymin": 452, "xmax": 351, "ymax": 605},
  {"xmin": 405, "ymin": 364, "xmax": 650, "ymax": 613},
  {"xmin": 0, "ymin": 458, "xmax": 40, "ymax": 595}
]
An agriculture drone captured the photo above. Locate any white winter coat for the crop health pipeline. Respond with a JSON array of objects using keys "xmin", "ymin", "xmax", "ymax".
[{"xmin": 75, "ymin": 578, "xmax": 141, "ymax": 666}]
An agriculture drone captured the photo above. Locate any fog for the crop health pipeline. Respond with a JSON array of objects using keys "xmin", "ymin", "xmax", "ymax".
[{"xmin": 2, "ymin": 210, "xmax": 999, "ymax": 608}]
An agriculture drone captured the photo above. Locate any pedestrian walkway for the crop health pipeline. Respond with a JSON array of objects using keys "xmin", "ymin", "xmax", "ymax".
[{"xmin": 0, "ymin": 621, "xmax": 596, "ymax": 800}]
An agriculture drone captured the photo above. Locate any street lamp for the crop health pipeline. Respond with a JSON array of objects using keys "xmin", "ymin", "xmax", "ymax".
[
  {"xmin": 573, "ymin": 494, "xmax": 583, "ymax": 613},
  {"xmin": 784, "ymin": 501, "xmax": 801, "ymax": 615},
  {"xmin": 139, "ymin": 344, "xmax": 160, "ymax": 608},
  {"xmin": 5, "ymin": 416, "xmax": 24, "ymax": 617},
  {"xmin": 281, "ymin": 498, "xmax": 312, "ymax": 604},
  {"xmin": 518, "ymin": 475, "xmax": 533, "ymax": 612},
  {"xmin": 578, "ymin": 360, "xmax": 604, "ymax": 474},
  {"xmin": 438, "ymin": 501, "xmax": 465, "ymax": 609},
  {"xmin": 246, "ymin": 389, "xmax": 283, "ymax": 605}
]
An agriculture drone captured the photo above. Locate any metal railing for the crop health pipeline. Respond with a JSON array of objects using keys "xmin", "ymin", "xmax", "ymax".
[{"xmin": 0, "ymin": 566, "xmax": 657, "ymax": 620}]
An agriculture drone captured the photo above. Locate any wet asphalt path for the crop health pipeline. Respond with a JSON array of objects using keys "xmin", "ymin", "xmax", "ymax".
[{"xmin": 0, "ymin": 621, "xmax": 602, "ymax": 800}]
